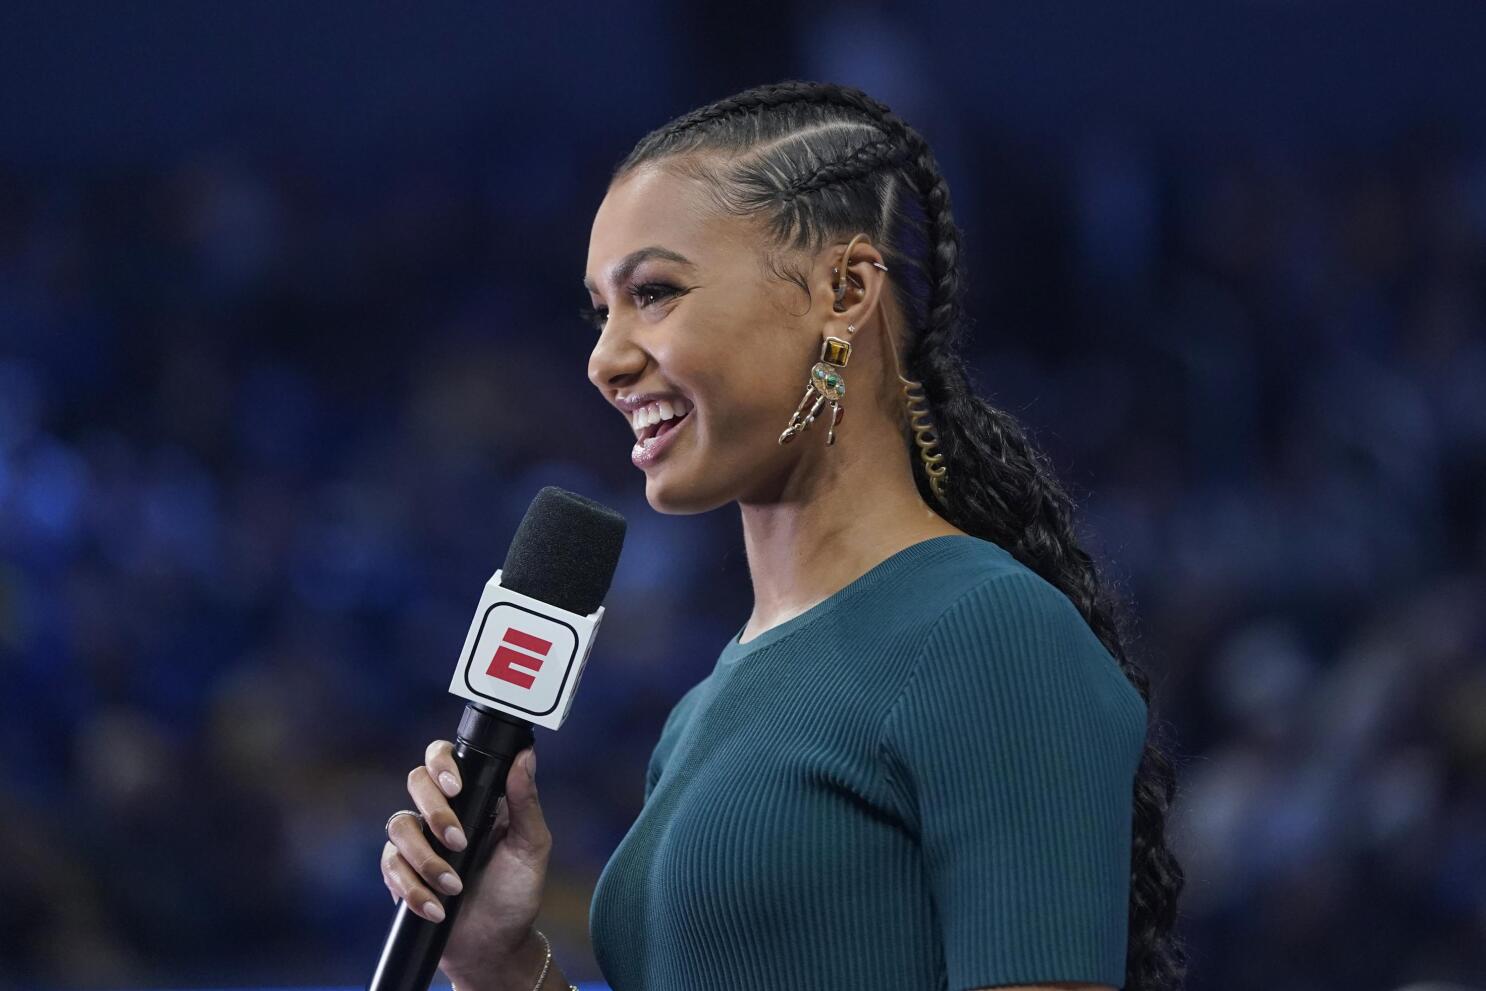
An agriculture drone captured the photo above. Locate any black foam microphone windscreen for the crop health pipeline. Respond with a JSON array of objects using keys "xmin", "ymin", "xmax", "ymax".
[{"xmin": 500, "ymin": 485, "xmax": 627, "ymax": 615}]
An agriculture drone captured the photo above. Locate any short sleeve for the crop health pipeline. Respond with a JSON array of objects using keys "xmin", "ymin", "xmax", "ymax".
[{"xmin": 878, "ymin": 571, "xmax": 1148, "ymax": 991}]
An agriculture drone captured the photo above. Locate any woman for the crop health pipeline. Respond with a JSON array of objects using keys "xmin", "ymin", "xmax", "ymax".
[{"xmin": 380, "ymin": 80, "xmax": 1187, "ymax": 991}]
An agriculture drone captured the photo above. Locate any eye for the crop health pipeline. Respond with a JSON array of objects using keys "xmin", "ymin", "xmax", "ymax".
[
  {"xmin": 629, "ymin": 281, "xmax": 679, "ymax": 308},
  {"xmin": 578, "ymin": 282, "xmax": 682, "ymax": 332}
]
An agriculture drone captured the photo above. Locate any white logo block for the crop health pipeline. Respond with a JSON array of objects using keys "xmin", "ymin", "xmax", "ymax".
[{"xmin": 447, "ymin": 569, "xmax": 604, "ymax": 730}]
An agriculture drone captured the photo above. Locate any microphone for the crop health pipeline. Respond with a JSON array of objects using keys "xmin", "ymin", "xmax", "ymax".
[{"xmin": 367, "ymin": 485, "xmax": 627, "ymax": 991}]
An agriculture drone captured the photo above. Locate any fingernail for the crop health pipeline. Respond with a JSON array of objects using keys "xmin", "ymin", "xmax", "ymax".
[
  {"xmin": 439, "ymin": 771, "xmax": 460, "ymax": 796},
  {"xmin": 444, "ymin": 825, "xmax": 467, "ymax": 851},
  {"xmin": 438, "ymin": 871, "xmax": 462, "ymax": 895},
  {"xmin": 525, "ymin": 748, "xmax": 536, "ymax": 780},
  {"xmin": 423, "ymin": 899, "xmax": 445, "ymax": 923}
]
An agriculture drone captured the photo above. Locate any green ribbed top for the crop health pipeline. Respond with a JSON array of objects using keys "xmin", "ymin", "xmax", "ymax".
[{"xmin": 588, "ymin": 534, "xmax": 1147, "ymax": 991}]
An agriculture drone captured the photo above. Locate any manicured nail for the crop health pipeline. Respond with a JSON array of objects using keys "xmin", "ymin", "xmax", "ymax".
[
  {"xmin": 444, "ymin": 825, "xmax": 467, "ymax": 851},
  {"xmin": 423, "ymin": 900, "xmax": 445, "ymax": 923},
  {"xmin": 438, "ymin": 871, "xmax": 462, "ymax": 895},
  {"xmin": 439, "ymin": 771, "xmax": 460, "ymax": 796}
]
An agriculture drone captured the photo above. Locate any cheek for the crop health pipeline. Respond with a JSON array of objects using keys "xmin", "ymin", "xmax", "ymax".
[
  {"xmin": 688, "ymin": 367, "xmax": 799, "ymax": 452},
  {"xmin": 666, "ymin": 312, "xmax": 807, "ymax": 446}
]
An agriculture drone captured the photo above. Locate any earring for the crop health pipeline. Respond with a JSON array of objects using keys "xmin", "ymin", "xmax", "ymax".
[
  {"xmin": 775, "ymin": 234, "xmax": 950, "ymax": 509},
  {"xmin": 778, "ymin": 332, "xmax": 852, "ymax": 446},
  {"xmin": 782, "ymin": 237, "xmax": 879, "ymax": 446}
]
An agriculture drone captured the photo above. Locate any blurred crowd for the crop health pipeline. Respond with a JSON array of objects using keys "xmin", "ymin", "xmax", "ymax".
[{"xmin": 2, "ymin": 112, "xmax": 1484, "ymax": 989}]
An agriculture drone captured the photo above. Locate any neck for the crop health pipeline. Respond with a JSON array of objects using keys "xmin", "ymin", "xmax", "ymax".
[{"xmin": 735, "ymin": 419, "xmax": 964, "ymax": 642}]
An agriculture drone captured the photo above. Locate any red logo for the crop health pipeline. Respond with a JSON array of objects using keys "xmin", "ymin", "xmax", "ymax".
[{"xmin": 486, "ymin": 627, "xmax": 553, "ymax": 690}]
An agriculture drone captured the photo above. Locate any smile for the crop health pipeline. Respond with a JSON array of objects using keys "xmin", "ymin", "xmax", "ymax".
[{"xmin": 631, "ymin": 407, "xmax": 692, "ymax": 468}]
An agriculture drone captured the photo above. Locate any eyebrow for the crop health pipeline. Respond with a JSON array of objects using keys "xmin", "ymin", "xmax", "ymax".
[{"xmin": 583, "ymin": 246, "xmax": 696, "ymax": 293}]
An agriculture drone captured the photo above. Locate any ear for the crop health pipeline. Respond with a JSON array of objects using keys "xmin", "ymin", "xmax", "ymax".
[{"xmin": 819, "ymin": 236, "xmax": 889, "ymax": 339}]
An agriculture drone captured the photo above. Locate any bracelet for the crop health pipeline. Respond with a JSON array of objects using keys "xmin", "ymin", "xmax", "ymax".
[
  {"xmin": 532, "ymin": 928, "xmax": 580, "ymax": 991},
  {"xmin": 530, "ymin": 928, "xmax": 554, "ymax": 990},
  {"xmin": 450, "ymin": 928, "xmax": 578, "ymax": 991}
]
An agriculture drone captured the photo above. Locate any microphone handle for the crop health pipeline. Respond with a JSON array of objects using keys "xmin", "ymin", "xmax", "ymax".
[{"xmin": 367, "ymin": 705, "xmax": 535, "ymax": 991}]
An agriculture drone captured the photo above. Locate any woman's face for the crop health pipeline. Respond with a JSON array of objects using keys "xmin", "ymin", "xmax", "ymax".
[{"xmin": 585, "ymin": 163, "xmax": 854, "ymax": 514}]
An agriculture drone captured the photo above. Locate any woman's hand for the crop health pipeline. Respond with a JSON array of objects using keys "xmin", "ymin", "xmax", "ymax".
[{"xmin": 381, "ymin": 740, "xmax": 551, "ymax": 979}]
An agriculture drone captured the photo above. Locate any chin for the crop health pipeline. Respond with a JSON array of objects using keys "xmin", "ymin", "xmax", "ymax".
[
  {"xmin": 644, "ymin": 472, "xmax": 727, "ymax": 515},
  {"xmin": 642, "ymin": 444, "xmax": 739, "ymax": 515}
]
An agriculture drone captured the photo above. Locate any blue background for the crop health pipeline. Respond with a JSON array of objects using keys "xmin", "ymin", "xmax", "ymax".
[{"xmin": 2, "ymin": 2, "xmax": 1485, "ymax": 988}]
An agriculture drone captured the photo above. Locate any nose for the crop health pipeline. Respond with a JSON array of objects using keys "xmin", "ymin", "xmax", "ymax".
[{"xmin": 587, "ymin": 323, "xmax": 648, "ymax": 394}]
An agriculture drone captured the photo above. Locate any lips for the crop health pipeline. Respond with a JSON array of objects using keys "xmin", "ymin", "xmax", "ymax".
[{"xmin": 631, "ymin": 406, "xmax": 693, "ymax": 468}]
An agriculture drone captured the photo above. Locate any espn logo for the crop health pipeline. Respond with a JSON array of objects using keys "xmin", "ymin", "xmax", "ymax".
[
  {"xmin": 487, "ymin": 627, "xmax": 552, "ymax": 690},
  {"xmin": 449, "ymin": 571, "xmax": 604, "ymax": 730}
]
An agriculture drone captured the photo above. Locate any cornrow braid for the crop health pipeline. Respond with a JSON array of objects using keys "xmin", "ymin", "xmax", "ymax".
[
  {"xmin": 613, "ymin": 80, "xmax": 1189, "ymax": 991},
  {"xmin": 645, "ymin": 79, "xmax": 903, "ymax": 143},
  {"xmin": 783, "ymin": 134, "xmax": 911, "ymax": 201}
]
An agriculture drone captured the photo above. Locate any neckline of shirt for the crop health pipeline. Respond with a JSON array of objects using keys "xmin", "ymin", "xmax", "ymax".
[{"xmin": 717, "ymin": 533, "xmax": 987, "ymax": 666}]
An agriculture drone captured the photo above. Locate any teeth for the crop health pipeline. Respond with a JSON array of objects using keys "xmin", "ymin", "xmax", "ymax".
[{"xmin": 630, "ymin": 396, "xmax": 691, "ymax": 436}]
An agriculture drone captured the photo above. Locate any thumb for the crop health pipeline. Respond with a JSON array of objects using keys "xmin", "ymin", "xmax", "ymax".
[{"xmin": 505, "ymin": 747, "xmax": 550, "ymax": 853}]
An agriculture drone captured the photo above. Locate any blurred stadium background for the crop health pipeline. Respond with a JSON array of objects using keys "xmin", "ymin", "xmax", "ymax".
[{"xmin": 2, "ymin": 3, "xmax": 1485, "ymax": 989}]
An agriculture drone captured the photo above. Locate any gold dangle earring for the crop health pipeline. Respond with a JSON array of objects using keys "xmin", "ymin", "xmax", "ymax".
[
  {"xmin": 778, "ymin": 234, "xmax": 882, "ymax": 447},
  {"xmin": 778, "ymin": 331, "xmax": 853, "ymax": 446}
]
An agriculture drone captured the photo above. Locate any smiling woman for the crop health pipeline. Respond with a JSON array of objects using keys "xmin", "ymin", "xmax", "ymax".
[{"xmin": 555, "ymin": 79, "xmax": 1190, "ymax": 991}]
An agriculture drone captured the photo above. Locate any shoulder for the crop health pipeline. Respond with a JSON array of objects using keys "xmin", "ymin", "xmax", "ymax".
[
  {"xmin": 909, "ymin": 533, "xmax": 1029, "ymax": 598},
  {"xmin": 871, "ymin": 534, "xmax": 1036, "ymax": 639},
  {"xmin": 869, "ymin": 536, "xmax": 1120, "ymax": 688},
  {"xmin": 925, "ymin": 555, "xmax": 1131, "ymax": 693},
  {"xmin": 886, "ymin": 555, "xmax": 1148, "ymax": 763}
]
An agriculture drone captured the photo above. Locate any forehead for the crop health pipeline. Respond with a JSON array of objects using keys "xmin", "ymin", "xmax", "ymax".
[{"xmin": 584, "ymin": 164, "xmax": 731, "ymax": 292}]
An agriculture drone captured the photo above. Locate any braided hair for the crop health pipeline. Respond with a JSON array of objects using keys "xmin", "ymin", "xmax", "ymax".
[{"xmin": 613, "ymin": 80, "xmax": 1188, "ymax": 991}]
